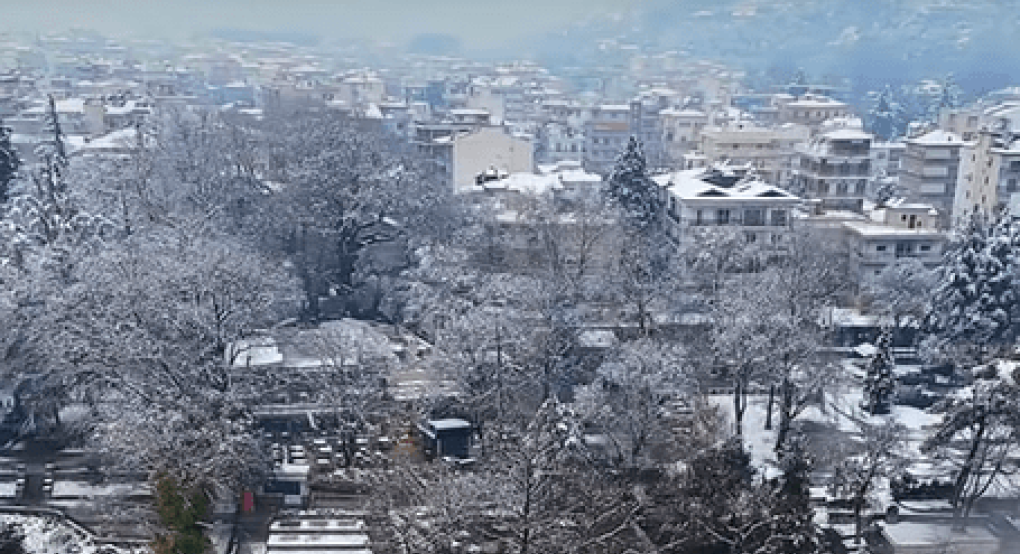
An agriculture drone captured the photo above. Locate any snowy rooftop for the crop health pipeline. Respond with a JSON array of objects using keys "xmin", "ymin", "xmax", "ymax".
[
  {"xmin": 786, "ymin": 95, "xmax": 847, "ymax": 108},
  {"xmin": 660, "ymin": 107, "xmax": 706, "ymax": 117},
  {"xmin": 821, "ymin": 128, "xmax": 873, "ymax": 141},
  {"xmin": 909, "ymin": 129, "xmax": 962, "ymax": 145},
  {"xmin": 428, "ymin": 418, "xmax": 471, "ymax": 431},
  {"xmin": 842, "ymin": 220, "xmax": 945, "ymax": 238},
  {"xmin": 653, "ymin": 167, "xmax": 799, "ymax": 201},
  {"xmin": 881, "ymin": 521, "xmax": 999, "ymax": 549}
]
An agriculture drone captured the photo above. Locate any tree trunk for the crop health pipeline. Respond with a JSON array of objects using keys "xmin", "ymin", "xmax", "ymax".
[
  {"xmin": 765, "ymin": 384, "xmax": 775, "ymax": 431},
  {"xmin": 732, "ymin": 379, "xmax": 744, "ymax": 438},
  {"xmin": 952, "ymin": 418, "xmax": 986, "ymax": 530}
]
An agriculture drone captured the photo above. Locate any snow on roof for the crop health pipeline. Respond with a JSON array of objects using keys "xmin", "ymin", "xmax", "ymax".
[
  {"xmin": 822, "ymin": 128, "xmax": 873, "ymax": 141},
  {"xmin": 600, "ymin": 104, "xmax": 631, "ymax": 111},
  {"xmin": 489, "ymin": 172, "xmax": 563, "ymax": 195},
  {"xmin": 653, "ymin": 167, "xmax": 799, "ymax": 201},
  {"xmin": 266, "ymin": 533, "xmax": 370, "ymax": 548},
  {"xmin": 881, "ymin": 521, "xmax": 999, "ymax": 549},
  {"xmin": 787, "ymin": 95, "xmax": 846, "ymax": 108},
  {"xmin": 909, "ymin": 129, "xmax": 961, "ymax": 145},
  {"xmin": 841, "ymin": 220, "xmax": 945, "ymax": 238},
  {"xmin": 363, "ymin": 103, "xmax": 383, "ymax": 119},
  {"xmin": 428, "ymin": 418, "xmax": 471, "ymax": 431},
  {"xmin": 80, "ymin": 128, "xmax": 137, "ymax": 151},
  {"xmin": 578, "ymin": 329, "xmax": 617, "ymax": 349},
  {"xmin": 660, "ymin": 107, "xmax": 707, "ymax": 117},
  {"xmin": 450, "ymin": 108, "xmax": 490, "ymax": 116}
]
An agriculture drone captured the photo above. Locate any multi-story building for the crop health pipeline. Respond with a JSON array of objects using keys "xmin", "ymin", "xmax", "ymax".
[
  {"xmin": 537, "ymin": 123, "xmax": 585, "ymax": 164},
  {"xmin": 841, "ymin": 201, "xmax": 947, "ymax": 282},
  {"xmin": 584, "ymin": 104, "xmax": 632, "ymax": 174},
  {"xmin": 698, "ymin": 123, "xmax": 809, "ymax": 186},
  {"xmin": 898, "ymin": 130, "xmax": 962, "ymax": 224},
  {"xmin": 776, "ymin": 93, "xmax": 851, "ymax": 132},
  {"xmin": 660, "ymin": 107, "xmax": 708, "ymax": 164},
  {"xmin": 870, "ymin": 142, "xmax": 905, "ymax": 181},
  {"xmin": 653, "ymin": 164, "xmax": 802, "ymax": 249},
  {"xmin": 424, "ymin": 125, "xmax": 533, "ymax": 194},
  {"xmin": 940, "ymin": 103, "xmax": 1020, "ymax": 141},
  {"xmin": 954, "ymin": 128, "xmax": 1020, "ymax": 224},
  {"xmin": 792, "ymin": 128, "xmax": 873, "ymax": 213}
]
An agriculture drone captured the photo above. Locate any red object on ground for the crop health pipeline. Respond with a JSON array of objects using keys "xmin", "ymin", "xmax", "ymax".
[{"xmin": 242, "ymin": 491, "xmax": 255, "ymax": 513}]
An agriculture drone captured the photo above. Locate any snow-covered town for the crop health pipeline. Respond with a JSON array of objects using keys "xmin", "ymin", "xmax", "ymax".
[{"xmin": 3, "ymin": 1, "xmax": 1020, "ymax": 553}]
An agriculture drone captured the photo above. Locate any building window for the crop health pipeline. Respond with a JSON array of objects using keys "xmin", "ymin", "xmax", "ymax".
[
  {"xmin": 745, "ymin": 232, "xmax": 757, "ymax": 243},
  {"xmin": 855, "ymin": 181, "xmax": 867, "ymax": 195},
  {"xmin": 771, "ymin": 210, "xmax": 788, "ymax": 227},
  {"xmin": 695, "ymin": 209, "xmax": 703, "ymax": 225},
  {"xmin": 920, "ymin": 244, "xmax": 931, "ymax": 252},
  {"xmin": 876, "ymin": 245, "xmax": 887, "ymax": 252},
  {"xmin": 1009, "ymin": 178, "xmax": 1018, "ymax": 192},
  {"xmin": 744, "ymin": 208, "xmax": 766, "ymax": 226},
  {"xmin": 717, "ymin": 209, "xmax": 730, "ymax": 225},
  {"xmin": 837, "ymin": 182, "xmax": 848, "ymax": 195},
  {"xmin": 895, "ymin": 242, "xmax": 914, "ymax": 257}
]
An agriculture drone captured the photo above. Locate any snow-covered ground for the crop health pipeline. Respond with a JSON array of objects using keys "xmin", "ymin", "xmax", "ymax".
[{"xmin": 0, "ymin": 514, "xmax": 146, "ymax": 554}]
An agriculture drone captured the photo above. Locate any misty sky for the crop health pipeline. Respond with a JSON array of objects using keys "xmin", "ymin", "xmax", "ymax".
[{"xmin": 6, "ymin": 0, "xmax": 637, "ymax": 49}]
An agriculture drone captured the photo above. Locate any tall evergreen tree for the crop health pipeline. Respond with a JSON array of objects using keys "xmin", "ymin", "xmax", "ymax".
[
  {"xmin": 929, "ymin": 73, "xmax": 963, "ymax": 123},
  {"xmin": 30, "ymin": 95, "xmax": 69, "ymax": 206},
  {"xmin": 869, "ymin": 86, "xmax": 902, "ymax": 141},
  {"xmin": 926, "ymin": 214, "xmax": 1018, "ymax": 362},
  {"xmin": 862, "ymin": 329, "xmax": 896, "ymax": 415},
  {"xmin": 922, "ymin": 214, "xmax": 1020, "ymax": 529},
  {"xmin": 0, "ymin": 117, "xmax": 18, "ymax": 204},
  {"xmin": 607, "ymin": 136, "xmax": 660, "ymax": 230}
]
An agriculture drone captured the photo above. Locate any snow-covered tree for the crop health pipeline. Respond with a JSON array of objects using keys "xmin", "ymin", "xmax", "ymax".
[
  {"xmin": 577, "ymin": 339, "xmax": 691, "ymax": 467},
  {"xmin": 606, "ymin": 136, "xmax": 660, "ymax": 230},
  {"xmin": 925, "ymin": 214, "xmax": 1018, "ymax": 362},
  {"xmin": 869, "ymin": 86, "xmax": 904, "ymax": 141},
  {"xmin": 867, "ymin": 257, "xmax": 937, "ymax": 329},
  {"xmin": 862, "ymin": 329, "xmax": 896, "ymax": 415},
  {"xmin": 766, "ymin": 433, "xmax": 822, "ymax": 554},
  {"xmin": 0, "ymin": 117, "xmax": 18, "ymax": 205},
  {"xmin": 264, "ymin": 110, "xmax": 446, "ymax": 318},
  {"xmin": 829, "ymin": 419, "xmax": 907, "ymax": 544},
  {"xmin": 928, "ymin": 73, "xmax": 963, "ymax": 123},
  {"xmin": 611, "ymin": 232, "xmax": 682, "ymax": 334},
  {"xmin": 922, "ymin": 363, "xmax": 1020, "ymax": 529},
  {"xmin": 28, "ymin": 230, "xmax": 300, "ymax": 489},
  {"xmin": 922, "ymin": 214, "xmax": 1020, "ymax": 529}
]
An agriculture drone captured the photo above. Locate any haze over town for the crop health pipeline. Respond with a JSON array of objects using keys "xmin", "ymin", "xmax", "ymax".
[{"xmin": 2, "ymin": 1, "xmax": 1020, "ymax": 554}]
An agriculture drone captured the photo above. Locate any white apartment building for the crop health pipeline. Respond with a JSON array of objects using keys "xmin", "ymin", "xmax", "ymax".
[
  {"xmin": 870, "ymin": 142, "xmax": 905, "ymax": 180},
  {"xmin": 792, "ymin": 127, "xmax": 874, "ymax": 213},
  {"xmin": 653, "ymin": 165, "xmax": 802, "ymax": 248},
  {"xmin": 776, "ymin": 93, "xmax": 851, "ymax": 132},
  {"xmin": 898, "ymin": 130, "xmax": 963, "ymax": 223},
  {"xmin": 698, "ymin": 122, "xmax": 809, "ymax": 186},
  {"xmin": 660, "ymin": 107, "xmax": 708, "ymax": 164},
  {"xmin": 841, "ymin": 201, "xmax": 947, "ymax": 281},
  {"xmin": 954, "ymin": 128, "xmax": 1020, "ymax": 224}
]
